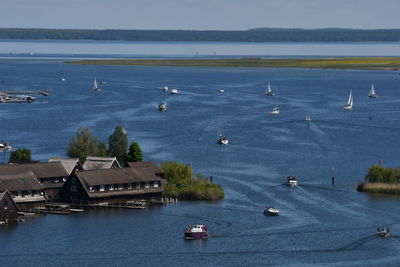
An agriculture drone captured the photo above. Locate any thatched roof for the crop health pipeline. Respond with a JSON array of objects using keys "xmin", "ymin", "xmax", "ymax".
[
  {"xmin": 48, "ymin": 158, "xmax": 81, "ymax": 175},
  {"xmin": 82, "ymin": 157, "xmax": 121, "ymax": 170},
  {"xmin": 0, "ymin": 162, "xmax": 68, "ymax": 179},
  {"xmin": 0, "ymin": 171, "xmax": 44, "ymax": 191}
]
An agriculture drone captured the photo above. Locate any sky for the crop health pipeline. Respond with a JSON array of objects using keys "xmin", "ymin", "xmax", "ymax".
[{"xmin": 1, "ymin": 0, "xmax": 399, "ymax": 30}]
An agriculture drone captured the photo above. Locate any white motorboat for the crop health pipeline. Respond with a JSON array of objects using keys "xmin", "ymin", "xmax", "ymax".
[
  {"xmin": 265, "ymin": 82, "xmax": 275, "ymax": 96},
  {"xmin": 287, "ymin": 176, "xmax": 298, "ymax": 187},
  {"xmin": 218, "ymin": 89, "xmax": 225, "ymax": 93},
  {"xmin": 93, "ymin": 78, "xmax": 100, "ymax": 92},
  {"xmin": 264, "ymin": 206, "xmax": 279, "ymax": 216},
  {"xmin": 270, "ymin": 107, "xmax": 279, "ymax": 115},
  {"xmin": 344, "ymin": 90, "xmax": 353, "ymax": 110},
  {"xmin": 368, "ymin": 84, "xmax": 379, "ymax": 98},
  {"xmin": 0, "ymin": 141, "xmax": 12, "ymax": 151},
  {"xmin": 171, "ymin": 88, "xmax": 178, "ymax": 94},
  {"xmin": 217, "ymin": 133, "xmax": 228, "ymax": 145},
  {"xmin": 159, "ymin": 102, "xmax": 167, "ymax": 111},
  {"xmin": 163, "ymin": 86, "xmax": 169, "ymax": 92},
  {"xmin": 59, "ymin": 77, "xmax": 66, "ymax": 82}
]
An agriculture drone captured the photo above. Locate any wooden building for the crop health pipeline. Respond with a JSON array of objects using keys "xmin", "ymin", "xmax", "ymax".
[
  {"xmin": 82, "ymin": 156, "xmax": 121, "ymax": 170},
  {"xmin": 0, "ymin": 162, "xmax": 69, "ymax": 201},
  {"xmin": 48, "ymin": 158, "xmax": 82, "ymax": 176},
  {"xmin": 0, "ymin": 171, "xmax": 45, "ymax": 211},
  {"xmin": 0, "ymin": 190, "xmax": 18, "ymax": 224},
  {"xmin": 65, "ymin": 166, "xmax": 165, "ymax": 205}
]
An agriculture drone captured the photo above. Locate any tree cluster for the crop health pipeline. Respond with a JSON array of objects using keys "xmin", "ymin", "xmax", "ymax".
[
  {"xmin": 9, "ymin": 148, "xmax": 32, "ymax": 162},
  {"xmin": 67, "ymin": 126, "xmax": 143, "ymax": 165},
  {"xmin": 365, "ymin": 165, "xmax": 400, "ymax": 184}
]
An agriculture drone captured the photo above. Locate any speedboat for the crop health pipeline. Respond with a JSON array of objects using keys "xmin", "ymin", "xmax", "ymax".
[
  {"xmin": 158, "ymin": 102, "xmax": 167, "ymax": 111},
  {"xmin": 264, "ymin": 206, "xmax": 279, "ymax": 216},
  {"xmin": 304, "ymin": 116, "xmax": 311, "ymax": 122},
  {"xmin": 377, "ymin": 228, "xmax": 390, "ymax": 237},
  {"xmin": 217, "ymin": 133, "xmax": 228, "ymax": 145},
  {"xmin": 0, "ymin": 141, "xmax": 12, "ymax": 151},
  {"xmin": 270, "ymin": 107, "xmax": 279, "ymax": 115},
  {"xmin": 171, "ymin": 88, "xmax": 178, "ymax": 94},
  {"xmin": 184, "ymin": 225, "xmax": 208, "ymax": 240},
  {"xmin": 287, "ymin": 176, "xmax": 298, "ymax": 187}
]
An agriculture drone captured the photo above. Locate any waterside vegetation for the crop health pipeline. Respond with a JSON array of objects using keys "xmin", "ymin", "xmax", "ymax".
[
  {"xmin": 68, "ymin": 57, "xmax": 400, "ymax": 70},
  {"xmin": 357, "ymin": 165, "xmax": 400, "ymax": 195},
  {"xmin": 161, "ymin": 161, "xmax": 224, "ymax": 201}
]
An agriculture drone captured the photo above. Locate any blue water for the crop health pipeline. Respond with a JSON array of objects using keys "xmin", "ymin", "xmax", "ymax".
[{"xmin": 1, "ymin": 55, "xmax": 400, "ymax": 266}]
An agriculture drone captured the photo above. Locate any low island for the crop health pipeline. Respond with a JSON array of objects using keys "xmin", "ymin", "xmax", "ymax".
[
  {"xmin": 357, "ymin": 165, "xmax": 400, "ymax": 195},
  {"xmin": 66, "ymin": 57, "xmax": 400, "ymax": 70}
]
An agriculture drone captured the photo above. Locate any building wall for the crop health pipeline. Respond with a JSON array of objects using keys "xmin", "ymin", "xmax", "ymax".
[
  {"xmin": 16, "ymin": 201, "xmax": 45, "ymax": 212},
  {"xmin": 0, "ymin": 193, "xmax": 18, "ymax": 223}
]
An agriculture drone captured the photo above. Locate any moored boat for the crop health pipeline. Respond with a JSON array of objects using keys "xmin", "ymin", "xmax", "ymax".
[
  {"xmin": 377, "ymin": 228, "xmax": 390, "ymax": 237},
  {"xmin": 159, "ymin": 102, "xmax": 167, "ymax": 111},
  {"xmin": 287, "ymin": 176, "xmax": 298, "ymax": 187},
  {"xmin": 0, "ymin": 95, "xmax": 35, "ymax": 103},
  {"xmin": 264, "ymin": 206, "xmax": 279, "ymax": 216},
  {"xmin": 163, "ymin": 86, "xmax": 169, "ymax": 92},
  {"xmin": 184, "ymin": 225, "xmax": 208, "ymax": 240}
]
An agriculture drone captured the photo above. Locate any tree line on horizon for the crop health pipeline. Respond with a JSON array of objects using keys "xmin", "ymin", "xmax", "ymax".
[{"xmin": 1, "ymin": 28, "xmax": 400, "ymax": 42}]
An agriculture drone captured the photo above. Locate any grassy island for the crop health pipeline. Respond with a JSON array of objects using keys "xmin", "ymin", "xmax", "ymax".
[
  {"xmin": 161, "ymin": 161, "xmax": 224, "ymax": 201},
  {"xmin": 357, "ymin": 165, "xmax": 400, "ymax": 195},
  {"xmin": 67, "ymin": 57, "xmax": 400, "ymax": 70}
]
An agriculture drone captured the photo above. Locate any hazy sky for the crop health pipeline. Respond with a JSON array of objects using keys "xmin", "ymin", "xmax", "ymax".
[{"xmin": 1, "ymin": 0, "xmax": 399, "ymax": 30}]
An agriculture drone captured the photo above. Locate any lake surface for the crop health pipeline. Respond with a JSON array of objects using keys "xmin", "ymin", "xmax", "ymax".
[{"xmin": 1, "ymin": 43, "xmax": 400, "ymax": 266}]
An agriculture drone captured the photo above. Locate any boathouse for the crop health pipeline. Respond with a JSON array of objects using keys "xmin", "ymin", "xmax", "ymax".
[
  {"xmin": 127, "ymin": 161, "xmax": 165, "ymax": 179},
  {"xmin": 65, "ymin": 166, "xmax": 165, "ymax": 205},
  {"xmin": 82, "ymin": 156, "xmax": 121, "ymax": 170},
  {"xmin": 0, "ymin": 171, "xmax": 45, "ymax": 211},
  {"xmin": 0, "ymin": 162, "xmax": 69, "ymax": 201},
  {"xmin": 48, "ymin": 158, "xmax": 82, "ymax": 175},
  {"xmin": 0, "ymin": 190, "xmax": 18, "ymax": 224}
]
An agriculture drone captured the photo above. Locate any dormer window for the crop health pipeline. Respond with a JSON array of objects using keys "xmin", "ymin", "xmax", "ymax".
[
  {"xmin": 99, "ymin": 185, "xmax": 105, "ymax": 192},
  {"xmin": 89, "ymin": 186, "xmax": 95, "ymax": 192},
  {"xmin": 109, "ymin": 184, "xmax": 114, "ymax": 191},
  {"xmin": 128, "ymin": 184, "xmax": 132, "ymax": 190},
  {"xmin": 118, "ymin": 184, "xmax": 123, "ymax": 190}
]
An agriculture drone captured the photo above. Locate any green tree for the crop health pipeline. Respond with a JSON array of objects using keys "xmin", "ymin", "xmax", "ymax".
[
  {"xmin": 126, "ymin": 141, "xmax": 143, "ymax": 163},
  {"xmin": 9, "ymin": 148, "xmax": 32, "ymax": 162},
  {"xmin": 67, "ymin": 127, "xmax": 109, "ymax": 163},
  {"xmin": 108, "ymin": 126, "xmax": 128, "ymax": 165}
]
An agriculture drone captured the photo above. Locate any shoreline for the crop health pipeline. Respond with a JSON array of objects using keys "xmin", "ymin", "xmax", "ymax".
[
  {"xmin": 357, "ymin": 182, "xmax": 400, "ymax": 195},
  {"xmin": 66, "ymin": 57, "xmax": 400, "ymax": 70}
]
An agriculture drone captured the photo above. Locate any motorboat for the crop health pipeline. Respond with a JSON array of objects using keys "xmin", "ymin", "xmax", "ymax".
[
  {"xmin": 158, "ymin": 102, "xmax": 167, "ymax": 111},
  {"xmin": 184, "ymin": 225, "xmax": 208, "ymax": 240},
  {"xmin": 287, "ymin": 176, "xmax": 298, "ymax": 187},
  {"xmin": 93, "ymin": 78, "xmax": 100, "ymax": 92},
  {"xmin": 344, "ymin": 90, "xmax": 353, "ymax": 110},
  {"xmin": 218, "ymin": 89, "xmax": 225, "ymax": 93},
  {"xmin": 0, "ymin": 95, "xmax": 35, "ymax": 103},
  {"xmin": 162, "ymin": 86, "xmax": 169, "ymax": 92},
  {"xmin": 265, "ymin": 82, "xmax": 275, "ymax": 96},
  {"xmin": 171, "ymin": 88, "xmax": 178, "ymax": 94},
  {"xmin": 217, "ymin": 133, "xmax": 229, "ymax": 145},
  {"xmin": 368, "ymin": 84, "xmax": 379, "ymax": 98},
  {"xmin": 59, "ymin": 77, "xmax": 66, "ymax": 82},
  {"xmin": 270, "ymin": 107, "xmax": 279, "ymax": 115},
  {"xmin": 264, "ymin": 206, "xmax": 279, "ymax": 216},
  {"xmin": 0, "ymin": 141, "xmax": 12, "ymax": 151},
  {"xmin": 377, "ymin": 228, "xmax": 390, "ymax": 237},
  {"xmin": 304, "ymin": 116, "xmax": 312, "ymax": 122}
]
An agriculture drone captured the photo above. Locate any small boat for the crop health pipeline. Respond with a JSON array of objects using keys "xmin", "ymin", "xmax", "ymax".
[
  {"xmin": 265, "ymin": 82, "xmax": 275, "ymax": 96},
  {"xmin": 0, "ymin": 141, "xmax": 12, "ymax": 151},
  {"xmin": 93, "ymin": 78, "xmax": 100, "ymax": 92},
  {"xmin": 344, "ymin": 90, "xmax": 353, "ymax": 110},
  {"xmin": 304, "ymin": 116, "xmax": 312, "ymax": 122},
  {"xmin": 171, "ymin": 88, "xmax": 178, "ymax": 94},
  {"xmin": 0, "ymin": 95, "xmax": 35, "ymax": 103},
  {"xmin": 368, "ymin": 84, "xmax": 379, "ymax": 98},
  {"xmin": 59, "ymin": 77, "xmax": 66, "ymax": 82},
  {"xmin": 377, "ymin": 228, "xmax": 390, "ymax": 237},
  {"xmin": 184, "ymin": 225, "xmax": 208, "ymax": 240},
  {"xmin": 158, "ymin": 102, "xmax": 167, "ymax": 111},
  {"xmin": 264, "ymin": 206, "xmax": 279, "ymax": 216},
  {"xmin": 270, "ymin": 107, "xmax": 279, "ymax": 115},
  {"xmin": 217, "ymin": 133, "xmax": 229, "ymax": 145},
  {"xmin": 287, "ymin": 176, "xmax": 298, "ymax": 187},
  {"xmin": 218, "ymin": 89, "xmax": 225, "ymax": 93},
  {"xmin": 162, "ymin": 86, "xmax": 169, "ymax": 92}
]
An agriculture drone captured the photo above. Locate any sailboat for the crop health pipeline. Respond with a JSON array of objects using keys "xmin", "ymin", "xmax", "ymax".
[
  {"xmin": 265, "ymin": 82, "xmax": 275, "ymax": 96},
  {"xmin": 368, "ymin": 84, "xmax": 379, "ymax": 98},
  {"xmin": 93, "ymin": 78, "xmax": 100, "ymax": 92},
  {"xmin": 344, "ymin": 90, "xmax": 353, "ymax": 110}
]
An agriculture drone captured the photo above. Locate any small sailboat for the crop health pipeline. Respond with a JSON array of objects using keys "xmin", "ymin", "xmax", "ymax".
[
  {"xmin": 158, "ymin": 102, "xmax": 167, "ymax": 111},
  {"xmin": 368, "ymin": 84, "xmax": 378, "ymax": 98},
  {"xmin": 163, "ymin": 86, "xmax": 169, "ymax": 92},
  {"xmin": 93, "ymin": 78, "xmax": 100, "ymax": 92},
  {"xmin": 265, "ymin": 82, "xmax": 275, "ymax": 96},
  {"xmin": 217, "ymin": 133, "xmax": 229, "ymax": 145},
  {"xmin": 344, "ymin": 90, "xmax": 353, "ymax": 110}
]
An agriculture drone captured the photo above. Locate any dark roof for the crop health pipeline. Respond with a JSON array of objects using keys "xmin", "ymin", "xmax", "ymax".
[
  {"xmin": 0, "ymin": 171, "xmax": 44, "ymax": 191},
  {"xmin": 82, "ymin": 157, "xmax": 121, "ymax": 170},
  {"xmin": 48, "ymin": 158, "xmax": 81, "ymax": 175},
  {"xmin": 127, "ymin": 162, "xmax": 163, "ymax": 175},
  {"xmin": 0, "ymin": 162, "xmax": 68, "ymax": 179},
  {"xmin": 76, "ymin": 168, "xmax": 163, "ymax": 187}
]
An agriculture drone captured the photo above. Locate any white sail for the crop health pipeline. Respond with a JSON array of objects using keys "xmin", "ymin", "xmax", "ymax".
[
  {"xmin": 93, "ymin": 78, "xmax": 100, "ymax": 91},
  {"xmin": 371, "ymin": 84, "xmax": 375, "ymax": 95},
  {"xmin": 347, "ymin": 90, "xmax": 352, "ymax": 106},
  {"xmin": 267, "ymin": 82, "xmax": 272, "ymax": 93}
]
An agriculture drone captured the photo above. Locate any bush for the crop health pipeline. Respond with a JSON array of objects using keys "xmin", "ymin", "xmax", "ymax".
[
  {"xmin": 365, "ymin": 165, "xmax": 400, "ymax": 184},
  {"xmin": 9, "ymin": 148, "xmax": 32, "ymax": 162}
]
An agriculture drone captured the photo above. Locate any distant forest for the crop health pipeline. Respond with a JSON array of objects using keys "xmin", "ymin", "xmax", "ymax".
[{"xmin": 0, "ymin": 28, "xmax": 400, "ymax": 42}]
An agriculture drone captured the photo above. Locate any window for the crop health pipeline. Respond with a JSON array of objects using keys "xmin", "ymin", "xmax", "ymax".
[
  {"xmin": 28, "ymin": 190, "xmax": 32, "ymax": 196},
  {"xmin": 109, "ymin": 184, "xmax": 114, "ymax": 191},
  {"xmin": 128, "ymin": 184, "xmax": 132, "ymax": 190},
  {"xmin": 145, "ymin": 183, "xmax": 150, "ymax": 189},
  {"xmin": 54, "ymin": 178, "xmax": 60, "ymax": 183},
  {"xmin": 70, "ymin": 185, "xmax": 77, "ymax": 192},
  {"xmin": 99, "ymin": 185, "xmax": 105, "ymax": 192},
  {"xmin": 154, "ymin": 181, "xmax": 159, "ymax": 188},
  {"xmin": 63, "ymin": 177, "xmax": 67, "ymax": 182},
  {"xmin": 89, "ymin": 186, "xmax": 95, "ymax": 192},
  {"xmin": 150, "ymin": 182, "xmax": 154, "ymax": 188},
  {"xmin": 118, "ymin": 184, "xmax": 123, "ymax": 190},
  {"xmin": 137, "ymin": 183, "xmax": 141, "ymax": 189}
]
